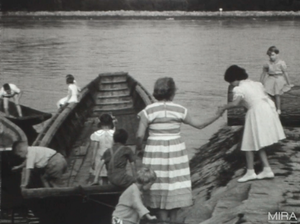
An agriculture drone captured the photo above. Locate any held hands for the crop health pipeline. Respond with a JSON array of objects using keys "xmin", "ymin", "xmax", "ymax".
[{"xmin": 145, "ymin": 214, "xmax": 157, "ymax": 220}]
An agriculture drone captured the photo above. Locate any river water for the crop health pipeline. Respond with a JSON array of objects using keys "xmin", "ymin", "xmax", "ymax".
[{"xmin": 1, "ymin": 17, "xmax": 300, "ymax": 159}]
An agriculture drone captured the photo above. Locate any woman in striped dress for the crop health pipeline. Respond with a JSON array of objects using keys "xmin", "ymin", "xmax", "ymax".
[{"xmin": 136, "ymin": 77, "xmax": 223, "ymax": 223}]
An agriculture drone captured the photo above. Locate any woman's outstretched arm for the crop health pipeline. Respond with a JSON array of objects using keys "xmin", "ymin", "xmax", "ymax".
[{"xmin": 183, "ymin": 109, "xmax": 223, "ymax": 130}]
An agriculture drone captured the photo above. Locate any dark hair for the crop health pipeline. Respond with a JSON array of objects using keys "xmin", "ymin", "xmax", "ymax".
[
  {"xmin": 66, "ymin": 74, "xmax": 74, "ymax": 79},
  {"xmin": 267, "ymin": 46, "xmax": 279, "ymax": 56},
  {"xmin": 153, "ymin": 77, "xmax": 176, "ymax": 101},
  {"xmin": 113, "ymin": 129, "xmax": 128, "ymax": 144},
  {"xmin": 136, "ymin": 167, "xmax": 157, "ymax": 185},
  {"xmin": 99, "ymin": 114, "xmax": 114, "ymax": 128},
  {"xmin": 12, "ymin": 141, "xmax": 26, "ymax": 154},
  {"xmin": 66, "ymin": 76, "xmax": 75, "ymax": 84},
  {"xmin": 224, "ymin": 65, "xmax": 249, "ymax": 83},
  {"xmin": 3, "ymin": 83, "xmax": 10, "ymax": 91}
]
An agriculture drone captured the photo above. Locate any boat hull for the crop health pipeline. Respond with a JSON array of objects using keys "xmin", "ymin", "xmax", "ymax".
[{"xmin": 21, "ymin": 72, "xmax": 154, "ymax": 223}]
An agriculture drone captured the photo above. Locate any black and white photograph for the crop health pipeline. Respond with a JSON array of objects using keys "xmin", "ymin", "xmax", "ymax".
[{"xmin": 1, "ymin": 1, "xmax": 300, "ymax": 223}]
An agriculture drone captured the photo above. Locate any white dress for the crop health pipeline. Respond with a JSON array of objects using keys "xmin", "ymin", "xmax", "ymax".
[
  {"xmin": 90, "ymin": 129, "xmax": 114, "ymax": 176},
  {"xmin": 57, "ymin": 84, "xmax": 79, "ymax": 108},
  {"xmin": 233, "ymin": 79, "xmax": 285, "ymax": 151}
]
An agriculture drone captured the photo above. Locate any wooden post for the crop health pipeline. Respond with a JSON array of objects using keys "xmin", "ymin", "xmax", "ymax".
[{"xmin": 227, "ymin": 85, "xmax": 300, "ymax": 127}]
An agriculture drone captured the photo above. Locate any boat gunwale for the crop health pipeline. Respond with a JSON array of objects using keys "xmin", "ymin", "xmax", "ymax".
[
  {"xmin": 0, "ymin": 98, "xmax": 52, "ymax": 123},
  {"xmin": 0, "ymin": 116, "xmax": 28, "ymax": 149}
]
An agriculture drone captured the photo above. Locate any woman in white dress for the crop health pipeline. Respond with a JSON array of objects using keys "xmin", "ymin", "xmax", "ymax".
[
  {"xmin": 220, "ymin": 65, "xmax": 286, "ymax": 183},
  {"xmin": 57, "ymin": 74, "xmax": 80, "ymax": 108}
]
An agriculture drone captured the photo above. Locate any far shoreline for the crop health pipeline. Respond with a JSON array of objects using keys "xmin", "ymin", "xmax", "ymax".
[{"xmin": 2, "ymin": 10, "xmax": 300, "ymax": 20}]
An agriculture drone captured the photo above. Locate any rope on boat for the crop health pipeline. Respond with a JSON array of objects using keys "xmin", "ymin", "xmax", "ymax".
[
  {"xmin": 82, "ymin": 195, "xmax": 116, "ymax": 209},
  {"xmin": 78, "ymin": 185, "xmax": 116, "ymax": 209}
]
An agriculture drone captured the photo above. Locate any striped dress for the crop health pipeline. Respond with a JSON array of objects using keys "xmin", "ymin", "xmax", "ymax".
[{"xmin": 138, "ymin": 101, "xmax": 193, "ymax": 210}]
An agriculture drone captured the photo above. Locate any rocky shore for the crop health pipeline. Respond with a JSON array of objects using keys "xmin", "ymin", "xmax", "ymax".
[
  {"xmin": 2, "ymin": 11, "xmax": 300, "ymax": 19},
  {"xmin": 179, "ymin": 125, "xmax": 300, "ymax": 224}
]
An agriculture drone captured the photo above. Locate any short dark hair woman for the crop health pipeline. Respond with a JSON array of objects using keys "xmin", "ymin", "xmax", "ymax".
[
  {"xmin": 220, "ymin": 65, "xmax": 285, "ymax": 183},
  {"xmin": 136, "ymin": 77, "xmax": 223, "ymax": 223}
]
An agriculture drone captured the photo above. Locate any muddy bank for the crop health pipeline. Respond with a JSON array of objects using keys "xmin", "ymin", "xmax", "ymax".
[
  {"xmin": 179, "ymin": 125, "xmax": 300, "ymax": 224},
  {"xmin": 2, "ymin": 11, "xmax": 300, "ymax": 19}
]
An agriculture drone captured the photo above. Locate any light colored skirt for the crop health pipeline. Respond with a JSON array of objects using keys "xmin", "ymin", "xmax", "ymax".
[
  {"xmin": 142, "ymin": 135, "xmax": 193, "ymax": 210},
  {"xmin": 264, "ymin": 74, "xmax": 291, "ymax": 96},
  {"xmin": 242, "ymin": 98, "xmax": 285, "ymax": 151}
]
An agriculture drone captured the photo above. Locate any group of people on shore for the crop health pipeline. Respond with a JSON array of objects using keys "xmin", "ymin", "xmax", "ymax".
[
  {"xmin": 88, "ymin": 44, "xmax": 292, "ymax": 223},
  {"xmin": 7, "ymin": 45, "xmax": 293, "ymax": 224}
]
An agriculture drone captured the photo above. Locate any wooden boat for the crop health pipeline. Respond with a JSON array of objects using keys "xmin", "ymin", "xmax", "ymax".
[
  {"xmin": 227, "ymin": 85, "xmax": 300, "ymax": 127},
  {"xmin": 0, "ymin": 116, "xmax": 28, "ymax": 150},
  {"xmin": 0, "ymin": 117, "xmax": 28, "ymax": 211},
  {"xmin": 21, "ymin": 72, "xmax": 154, "ymax": 224},
  {"xmin": 0, "ymin": 98, "xmax": 52, "ymax": 144}
]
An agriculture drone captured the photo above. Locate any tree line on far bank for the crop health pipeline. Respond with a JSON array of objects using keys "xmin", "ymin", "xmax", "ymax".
[{"xmin": 2, "ymin": 0, "xmax": 300, "ymax": 11}]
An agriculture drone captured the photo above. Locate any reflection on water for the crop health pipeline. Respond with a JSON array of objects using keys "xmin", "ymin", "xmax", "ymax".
[{"xmin": 1, "ymin": 18, "xmax": 300, "ymax": 156}]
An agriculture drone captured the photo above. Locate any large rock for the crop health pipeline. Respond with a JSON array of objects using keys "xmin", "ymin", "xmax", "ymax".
[{"xmin": 178, "ymin": 126, "xmax": 300, "ymax": 224}]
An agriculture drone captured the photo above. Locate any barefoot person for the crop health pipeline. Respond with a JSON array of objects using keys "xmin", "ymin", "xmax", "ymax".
[
  {"xmin": 0, "ymin": 83, "xmax": 23, "ymax": 117},
  {"xmin": 136, "ymin": 77, "xmax": 223, "ymax": 223},
  {"xmin": 220, "ymin": 65, "xmax": 286, "ymax": 182},
  {"xmin": 11, "ymin": 141, "xmax": 67, "ymax": 188}
]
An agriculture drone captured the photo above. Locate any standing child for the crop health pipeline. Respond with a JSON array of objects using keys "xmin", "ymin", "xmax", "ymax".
[
  {"xmin": 57, "ymin": 74, "xmax": 81, "ymax": 108},
  {"xmin": 11, "ymin": 141, "xmax": 67, "ymax": 188},
  {"xmin": 260, "ymin": 46, "xmax": 293, "ymax": 114},
  {"xmin": 90, "ymin": 113, "xmax": 116, "ymax": 185},
  {"xmin": 92, "ymin": 129, "xmax": 136, "ymax": 188},
  {"xmin": 220, "ymin": 65, "xmax": 286, "ymax": 182},
  {"xmin": 112, "ymin": 167, "xmax": 157, "ymax": 224}
]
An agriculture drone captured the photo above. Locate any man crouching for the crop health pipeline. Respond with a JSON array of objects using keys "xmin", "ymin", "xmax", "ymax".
[{"xmin": 12, "ymin": 141, "xmax": 67, "ymax": 188}]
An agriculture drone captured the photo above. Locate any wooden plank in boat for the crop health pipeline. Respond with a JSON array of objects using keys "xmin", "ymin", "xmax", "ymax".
[
  {"xmin": 96, "ymin": 100, "xmax": 133, "ymax": 106},
  {"xmin": 101, "ymin": 76, "xmax": 127, "ymax": 84},
  {"xmin": 68, "ymin": 157, "xmax": 86, "ymax": 186},
  {"xmin": 93, "ymin": 103, "xmax": 133, "ymax": 111},
  {"xmin": 99, "ymin": 84, "xmax": 129, "ymax": 92},
  {"xmin": 99, "ymin": 72, "xmax": 128, "ymax": 77},
  {"xmin": 97, "ymin": 90, "xmax": 130, "ymax": 98},
  {"xmin": 74, "ymin": 143, "xmax": 90, "ymax": 156},
  {"xmin": 73, "ymin": 142, "xmax": 93, "ymax": 186},
  {"xmin": 96, "ymin": 96, "xmax": 132, "ymax": 104},
  {"xmin": 115, "ymin": 113, "xmax": 139, "ymax": 145}
]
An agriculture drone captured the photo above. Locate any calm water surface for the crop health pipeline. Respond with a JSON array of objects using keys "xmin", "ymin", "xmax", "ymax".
[{"xmin": 1, "ymin": 18, "xmax": 300, "ymax": 158}]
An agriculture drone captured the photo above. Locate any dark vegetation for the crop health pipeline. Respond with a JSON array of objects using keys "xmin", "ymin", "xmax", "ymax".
[{"xmin": 2, "ymin": 0, "xmax": 300, "ymax": 12}]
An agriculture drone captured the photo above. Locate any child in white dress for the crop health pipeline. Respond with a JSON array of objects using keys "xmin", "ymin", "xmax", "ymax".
[
  {"xmin": 90, "ymin": 113, "xmax": 116, "ymax": 185},
  {"xmin": 220, "ymin": 65, "xmax": 286, "ymax": 183},
  {"xmin": 260, "ymin": 46, "xmax": 293, "ymax": 114}
]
